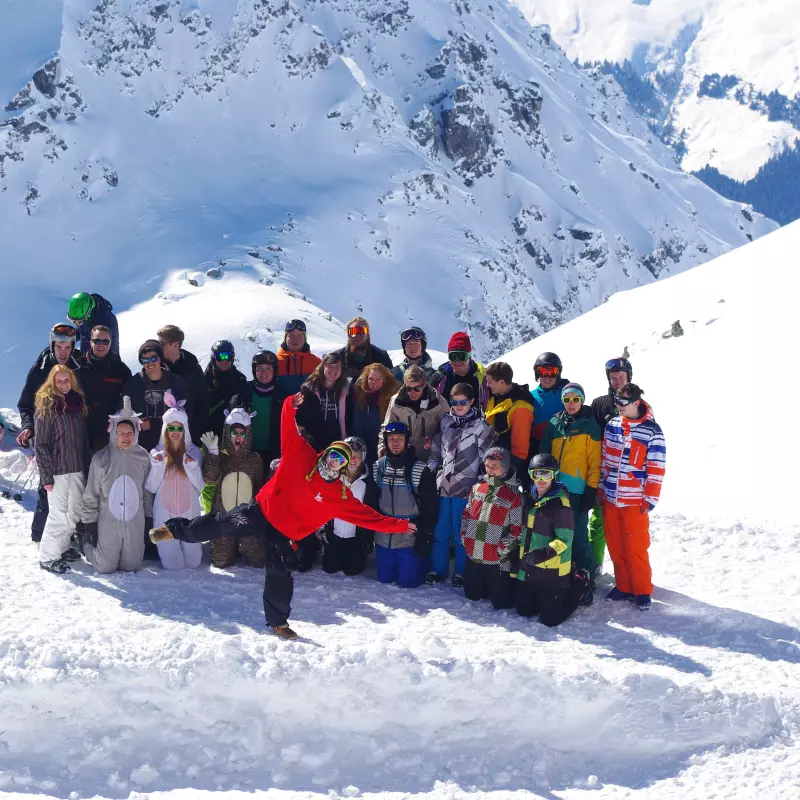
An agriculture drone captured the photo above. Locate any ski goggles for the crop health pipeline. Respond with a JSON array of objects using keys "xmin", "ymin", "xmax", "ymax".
[
  {"xmin": 401, "ymin": 327, "xmax": 425, "ymax": 342},
  {"xmin": 52, "ymin": 324, "xmax": 78, "ymax": 341},
  {"xmin": 166, "ymin": 425, "xmax": 184, "ymax": 433},
  {"xmin": 529, "ymin": 468, "xmax": 556, "ymax": 481},
  {"xmin": 215, "ymin": 351, "xmax": 234, "ymax": 361},
  {"xmin": 450, "ymin": 398, "xmax": 470, "ymax": 407},
  {"xmin": 91, "ymin": 338, "xmax": 111, "ymax": 346},
  {"xmin": 285, "ymin": 319, "xmax": 306, "ymax": 333},
  {"xmin": 326, "ymin": 449, "xmax": 350, "ymax": 467},
  {"xmin": 348, "ymin": 325, "xmax": 369, "ymax": 337},
  {"xmin": 448, "ymin": 350, "xmax": 470, "ymax": 363},
  {"xmin": 140, "ymin": 354, "xmax": 159, "ymax": 365},
  {"xmin": 405, "ymin": 383, "xmax": 425, "ymax": 394},
  {"xmin": 230, "ymin": 428, "xmax": 247, "ymax": 439},
  {"xmin": 606, "ymin": 358, "xmax": 631, "ymax": 373},
  {"xmin": 614, "ymin": 395, "xmax": 635, "ymax": 407},
  {"xmin": 537, "ymin": 366, "xmax": 560, "ymax": 377},
  {"xmin": 562, "ymin": 396, "xmax": 583, "ymax": 405}
]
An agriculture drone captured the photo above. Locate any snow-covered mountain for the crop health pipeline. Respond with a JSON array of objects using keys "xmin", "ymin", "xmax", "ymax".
[
  {"xmin": 1, "ymin": 218, "xmax": 798, "ymax": 800},
  {"xmin": 513, "ymin": 0, "xmax": 800, "ymax": 225},
  {"xmin": 0, "ymin": 0, "xmax": 774, "ymax": 406}
]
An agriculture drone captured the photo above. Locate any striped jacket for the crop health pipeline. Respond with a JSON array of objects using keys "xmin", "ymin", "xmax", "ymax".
[
  {"xmin": 600, "ymin": 403, "xmax": 666, "ymax": 509},
  {"xmin": 460, "ymin": 476, "xmax": 522, "ymax": 571},
  {"xmin": 33, "ymin": 392, "xmax": 90, "ymax": 485}
]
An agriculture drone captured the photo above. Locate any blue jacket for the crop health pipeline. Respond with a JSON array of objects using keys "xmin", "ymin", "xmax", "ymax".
[
  {"xmin": 77, "ymin": 294, "xmax": 119, "ymax": 356},
  {"xmin": 530, "ymin": 378, "xmax": 569, "ymax": 447}
]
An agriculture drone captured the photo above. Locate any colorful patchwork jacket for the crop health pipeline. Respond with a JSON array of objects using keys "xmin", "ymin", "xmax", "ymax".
[{"xmin": 460, "ymin": 476, "xmax": 522, "ymax": 571}]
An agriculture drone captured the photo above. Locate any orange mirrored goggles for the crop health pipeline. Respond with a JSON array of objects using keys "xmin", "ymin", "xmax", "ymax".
[{"xmin": 348, "ymin": 325, "xmax": 369, "ymax": 337}]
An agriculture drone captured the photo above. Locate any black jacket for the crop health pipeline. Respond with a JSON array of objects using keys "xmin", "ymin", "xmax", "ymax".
[
  {"xmin": 166, "ymin": 349, "xmax": 208, "ymax": 444},
  {"xmin": 333, "ymin": 342, "xmax": 393, "ymax": 381},
  {"xmin": 204, "ymin": 362, "xmax": 249, "ymax": 438},
  {"xmin": 590, "ymin": 389, "xmax": 618, "ymax": 430},
  {"xmin": 295, "ymin": 384, "xmax": 346, "ymax": 452},
  {"xmin": 77, "ymin": 351, "xmax": 133, "ymax": 451},
  {"xmin": 76, "ymin": 294, "xmax": 119, "ymax": 357},
  {"xmin": 17, "ymin": 348, "xmax": 82, "ymax": 433},
  {"xmin": 123, "ymin": 369, "xmax": 190, "ymax": 452},
  {"xmin": 229, "ymin": 380, "xmax": 286, "ymax": 461}
]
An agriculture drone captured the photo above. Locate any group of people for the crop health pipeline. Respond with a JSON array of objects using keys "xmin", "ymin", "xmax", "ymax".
[{"xmin": 7, "ymin": 292, "xmax": 667, "ymax": 639}]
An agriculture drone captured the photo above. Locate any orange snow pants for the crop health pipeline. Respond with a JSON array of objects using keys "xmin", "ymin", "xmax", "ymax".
[{"xmin": 602, "ymin": 502, "xmax": 653, "ymax": 596}]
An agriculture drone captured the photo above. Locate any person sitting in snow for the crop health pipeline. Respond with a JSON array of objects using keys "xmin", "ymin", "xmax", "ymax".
[
  {"xmin": 80, "ymin": 397, "xmax": 152, "ymax": 573},
  {"xmin": 149, "ymin": 393, "xmax": 416, "ymax": 640},
  {"xmin": 200, "ymin": 408, "xmax": 266, "ymax": 569},
  {"xmin": 146, "ymin": 393, "xmax": 205, "ymax": 571}
]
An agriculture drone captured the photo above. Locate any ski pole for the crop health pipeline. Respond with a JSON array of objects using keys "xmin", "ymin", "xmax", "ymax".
[
  {"xmin": 2, "ymin": 455, "xmax": 35, "ymax": 499},
  {"xmin": 14, "ymin": 461, "xmax": 39, "ymax": 501}
]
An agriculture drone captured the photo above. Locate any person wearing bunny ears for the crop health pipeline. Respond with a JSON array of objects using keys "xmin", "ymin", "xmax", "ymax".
[
  {"xmin": 80, "ymin": 396, "xmax": 153, "ymax": 573},
  {"xmin": 145, "ymin": 392, "xmax": 205, "ymax": 570},
  {"xmin": 200, "ymin": 408, "xmax": 267, "ymax": 569}
]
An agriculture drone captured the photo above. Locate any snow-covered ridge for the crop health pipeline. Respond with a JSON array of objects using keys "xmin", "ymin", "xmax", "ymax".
[{"xmin": 0, "ymin": 0, "xmax": 774, "ymax": 406}]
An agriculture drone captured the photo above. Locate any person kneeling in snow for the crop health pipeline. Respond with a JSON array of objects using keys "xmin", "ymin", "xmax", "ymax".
[
  {"xmin": 199, "ymin": 408, "xmax": 266, "ymax": 569},
  {"xmin": 80, "ymin": 397, "xmax": 152, "ymax": 573},
  {"xmin": 150, "ymin": 394, "xmax": 416, "ymax": 640},
  {"xmin": 510, "ymin": 454, "xmax": 592, "ymax": 626},
  {"xmin": 146, "ymin": 393, "xmax": 205, "ymax": 570}
]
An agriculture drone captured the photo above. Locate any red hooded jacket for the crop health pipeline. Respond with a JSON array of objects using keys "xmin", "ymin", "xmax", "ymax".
[{"xmin": 256, "ymin": 397, "xmax": 410, "ymax": 541}]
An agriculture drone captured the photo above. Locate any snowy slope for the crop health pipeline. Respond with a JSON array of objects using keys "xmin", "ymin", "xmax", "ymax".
[
  {"xmin": 512, "ymin": 0, "xmax": 800, "ymax": 184},
  {"xmin": 0, "ymin": 226, "xmax": 798, "ymax": 799},
  {"xmin": 0, "ymin": 0, "xmax": 774, "ymax": 407}
]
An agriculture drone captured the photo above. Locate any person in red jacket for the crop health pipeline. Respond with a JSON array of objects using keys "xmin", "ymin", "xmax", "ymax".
[{"xmin": 150, "ymin": 393, "xmax": 414, "ymax": 639}]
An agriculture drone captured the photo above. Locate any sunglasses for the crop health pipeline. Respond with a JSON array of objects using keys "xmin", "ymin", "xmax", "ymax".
[
  {"xmin": 562, "ymin": 396, "xmax": 583, "ymax": 405},
  {"xmin": 348, "ymin": 325, "xmax": 369, "ymax": 337},
  {"xmin": 401, "ymin": 327, "xmax": 425, "ymax": 342},
  {"xmin": 91, "ymin": 338, "xmax": 111, "ymax": 346},
  {"xmin": 406, "ymin": 384, "xmax": 425, "ymax": 394},
  {"xmin": 285, "ymin": 319, "xmax": 306, "ymax": 333},
  {"xmin": 327, "ymin": 449, "xmax": 349, "ymax": 467},
  {"xmin": 140, "ymin": 354, "xmax": 159, "ymax": 365},
  {"xmin": 450, "ymin": 398, "xmax": 470, "ymax": 407},
  {"xmin": 614, "ymin": 395, "xmax": 635, "ymax": 407},
  {"xmin": 215, "ymin": 352, "xmax": 234, "ymax": 361},
  {"xmin": 448, "ymin": 351, "xmax": 470, "ymax": 363},
  {"xmin": 166, "ymin": 425, "xmax": 184, "ymax": 433},
  {"xmin": 230, "ymin": 429, "xmax": 247, "ymax": 438},
  {"xmin": 529, "ymin": 468, "xmax": 556, "ymax": 481},
  {"xmin": 538, "ymin": 366, "xmax": 560, "ymax": 377}
]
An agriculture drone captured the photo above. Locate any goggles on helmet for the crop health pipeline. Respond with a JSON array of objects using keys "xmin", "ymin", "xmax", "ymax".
[
  {"xmin": 537, "ymin": 366, "xmax": 560, "ymax": 377},
  {"xmin": 529, "ymin": 468, "xmax": 556, "ymax": 481},
  {"xmin": 285, "ymin": 319, "xmax": 306, "ymax": 333},
  {"xmin": 401, "ymin": 327, "xmax": 425, "ymax": 342}
]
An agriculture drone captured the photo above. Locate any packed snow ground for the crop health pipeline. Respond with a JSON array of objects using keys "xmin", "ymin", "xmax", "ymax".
[{"xmin": 1, "ymin": 225, "xmax": 799, "ymax": 799}]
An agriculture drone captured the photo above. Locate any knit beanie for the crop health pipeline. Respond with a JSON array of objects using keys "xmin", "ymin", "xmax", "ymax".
[
  {"xmin": 139, "ymin": 339, "xmax": 164, "ymax": 361},
  {"xmin": 447, "ymin": 331, "xmax": 472, "ymax": 353},
  {"xmin": 483, "ymin": 446, "xmax": 511, "ymax": 474},
  {"xmin": 561, "ymin": 382, "xmax": 585, "ymax": 401}
]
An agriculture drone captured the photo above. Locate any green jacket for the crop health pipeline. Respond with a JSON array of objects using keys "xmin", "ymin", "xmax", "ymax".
[{"xmin": 513, "ymin": 483, "xmax": 573, "ymax": 588}]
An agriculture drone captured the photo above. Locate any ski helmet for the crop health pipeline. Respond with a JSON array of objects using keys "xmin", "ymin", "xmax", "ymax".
[
  {"xmin": 534, "ymin": 352, "xmax": 562, "ymax": 379},
  {"xmin": 211, "ymin": 340, "xmax": 235, "ymax": 361},
  {"xmin": 49, "ymin": 322, "xmax": 77, "ymax": 349},
  {"xmin": 252, "ymin": 350, "xmax": 277, "ymax": 379},
  {"xmin": 605, "ymin": 357, "xmax": 632, "ymax": 383},
  {"xmin": 400, "ymin": 326, "xmax": 427, "ymax": 354},
  {"xmin": 528, "ymin": 452, "xmax": 560, "ymax": 475},
  {"xmin": 344, "ymin": 436, "xmax": 368, "ymax": 456},
  {"xmin": 67, "ymin": 292, "xmax": 96, "ymax": 325},
  {"xmin": 383, "ymin": 421, "xmax": 410, "ymax": 450}
]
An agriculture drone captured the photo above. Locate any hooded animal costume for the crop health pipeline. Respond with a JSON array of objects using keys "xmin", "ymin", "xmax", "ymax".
[
  {"xmin": 203, "ymin": 407, "xmax": 266, "ymax": 568},
  {"xmin": 81, "ymin": 396, "xmax": 152, "ymax": 573}
]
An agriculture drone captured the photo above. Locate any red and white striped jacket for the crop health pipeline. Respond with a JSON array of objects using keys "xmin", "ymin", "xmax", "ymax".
[{"xmin": 600, "ymin": 403, "xmax": 666, "ymax": 509}]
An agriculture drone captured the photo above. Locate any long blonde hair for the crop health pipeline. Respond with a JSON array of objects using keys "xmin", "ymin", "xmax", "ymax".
[
  {"xmin": 163, "ymin": 427, "xmax": 187, "ymax": 476},
  {"xmin": 34, "ymin": 365, "xmax": 87, "ymax": 418},
  {"xmin": 354, "ymin": 363, "xmax": 399, "ymax": 417}
]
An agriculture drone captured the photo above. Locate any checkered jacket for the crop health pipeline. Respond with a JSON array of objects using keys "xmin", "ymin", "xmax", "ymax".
[{"xmin": 460, "ymin": 477, "xmax": 523, "ymax": 571}]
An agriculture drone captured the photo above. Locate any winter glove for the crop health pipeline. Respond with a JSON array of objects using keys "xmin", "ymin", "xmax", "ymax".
[
  {"xmin": 413, "ymin": 530, "xmax": 433, "ymax": 558},
  {"xmin": 83, "ymin": 521, "xmax": 98, "ymax": 548},
  {"xmin": 200, "ymin": 431, "xmax": 219, "ymax": 455},
  {"xmin": 581, "ymin": 487, "xmax": 598, "ymax": 513},
  {"xmin": 150, "ymin": 525, "xmax": 174, "ymax": 543},
  {"xmin": 521, "ymin": 546, "xmax": 556, "ymax": 569}
]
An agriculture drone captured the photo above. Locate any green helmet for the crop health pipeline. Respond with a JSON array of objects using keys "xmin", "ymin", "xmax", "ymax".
[{"xmin": 67, "ymin": 292, "xmax": 96, "ymax": 324}]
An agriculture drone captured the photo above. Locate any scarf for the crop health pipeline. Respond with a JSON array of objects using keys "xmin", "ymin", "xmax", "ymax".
[{"xmin": 450, "ymin": 407, "xmax": 478, "ymax": 427}]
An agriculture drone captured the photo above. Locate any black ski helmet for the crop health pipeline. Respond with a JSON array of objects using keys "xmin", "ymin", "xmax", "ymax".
[
  {"xmin": 252, "ymin": 350, "xmax": 277, "ymax": 380},
  {"xmin": 400, "ymin": 326, "xmax": 427, "ymax": 354},
  {"xmin": 528, "ymin": 453, "xmax": 560, "ymax": 475},
  {"xmin": 604, "ymin": 357, "xmax": 632, "ymax": 383},
  {"xmin": 534, "ymin": 352, "xmax": 562, "ymax": 379}
]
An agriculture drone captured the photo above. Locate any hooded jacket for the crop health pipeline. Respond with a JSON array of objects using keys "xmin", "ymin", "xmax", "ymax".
[
  {"xmin": 485, "ymin": 383, "xmax": 534, "ymax": 462},
  {"xmin": 325, "ymin": 465, "xmax": 377, "ymax": 540},
  {"xmin": 334, "ymin": 341, "xmax": 393, "ymax": 381},
  {"xmin": 204, "ymin": 360, "xmax": 249, "ymax": 438},
  {"xmin": 380, "ymin": 385, "xmax": 450, "ymax": 462},
  {"xmin": 123, "ymin": 367, "xmax": 190, "ymax": 453},
  {"xmin": 432, "ymin": 360, "xmax": 489, "ymax": 409},
  {"xmin": 165, "ymin": 349, "xmax": 209, "ymax": 445},
  {"xmin": 391, "ymin": 352, "xmax": 436, "ymax": 383},
  {"xmin": 77, "ymin": 350, "xmax": 133, "ymax": 451},
  {"xmin": 296, "ymin": 383, "xmax": 348, "ymax": 451},
  {"xmin": 76, "ymin": 294, "xmax": 119, "ymax": 356},
  {"xmin": 81, "ymin": 398, "xmax": 152, "ymax": 567},
  {"xmin": 531, "ymin": 378, "xmax": 570, "ymax": 447},
  {"xmin": 33, "ymin": 391, "xmax": 90, "ymax": 485},
  {"xmin": 428, "ymin": 410, "xmax": 496, "ymax": 498},
  {"xmin": 145, "ymin": 396, "xmax": 205, "ymax": 527},
  {"xmin": 276, "ymin": 344, "xmax": 321, "ymax": 395},
  {"xmin": 18, "ymin": 347, "xmax": 82, "ymax": 434},
  {"xmin": 539, "ymin": 406, "xmax": 602, "ymax": 496},
  {"xmin": 254, "ymin": 398, "xmax": 410, "ymax": 541},
  {"xmin": 600, "ymin": 403, "xmax": 666, "ymax": 510},
  {"xmin": 203, "ymin": 408, "xmax": 265, "ymax": 513}
]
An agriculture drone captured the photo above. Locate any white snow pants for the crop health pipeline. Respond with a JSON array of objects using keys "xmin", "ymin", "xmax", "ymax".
[
  {"xmin": 39, "ymin": 472, "xmax": 86, "ymax": 563},
  {"xmin": 157, "ymin": 539, "xmax": 203, "ymax": 571}
]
